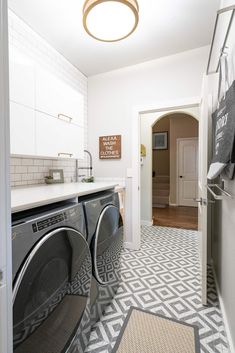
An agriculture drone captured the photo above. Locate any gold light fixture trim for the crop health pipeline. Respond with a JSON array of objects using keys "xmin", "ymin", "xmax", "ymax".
[{"xmin": 83, "ymin": 0, "xmax": 139, "ymax": 42}]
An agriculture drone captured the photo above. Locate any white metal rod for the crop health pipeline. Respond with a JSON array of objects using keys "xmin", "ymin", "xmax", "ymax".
[{"xmin": 207, "ymin": 6, "xmax": 235, "ymax": 75}]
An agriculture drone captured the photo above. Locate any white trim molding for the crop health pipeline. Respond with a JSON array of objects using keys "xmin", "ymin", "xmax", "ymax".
[
  {"xmin": 131, "ymin": 97, "xmax": 200, "ymax": 250},
  {"xmin": 212, "ymin": 263, "xmax": 235, "ymax": 353},
  {"xmin": 141, "ymin": 220, "xmax": 153, "ymax": 226},
  {"xmin": 123, "ymin": 241, "xmax": 141, "ymax": 250},
  {"xmin": 0, "ymin": 1, "xmax": 13, "ymax": 353}
]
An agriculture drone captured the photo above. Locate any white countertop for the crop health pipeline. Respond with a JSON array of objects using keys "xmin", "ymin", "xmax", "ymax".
[{"xmin": 11, "ymin": 182, "xmax": 119, "ymax": 213}]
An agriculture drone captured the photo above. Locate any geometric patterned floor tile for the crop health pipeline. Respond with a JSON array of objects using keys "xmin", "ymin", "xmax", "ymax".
[{"xmin": 85, "ymin": 226, "xmax": 230, "ymax": 353}]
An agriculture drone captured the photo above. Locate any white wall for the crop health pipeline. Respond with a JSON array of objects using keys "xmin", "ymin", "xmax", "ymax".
[
  {"xmin": 208, "ymin": 1, "xmax": 235, "ymax": 352},
  {"xmin": 88, "ymin": 46, "xmax": 209, "ymax": 244},
  {"xmin": 140, "ymin": 107, "xmax": 199, "ymax": 224}
]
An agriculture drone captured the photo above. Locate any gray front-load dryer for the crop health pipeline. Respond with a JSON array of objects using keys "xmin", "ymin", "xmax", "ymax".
[
  {"xmin": 12, "ymin": 202, "xmax": 92, "ymax": 353},
  {"xmin": 81, "ymin": 191, "xmax": 123, "ymax": 326}
]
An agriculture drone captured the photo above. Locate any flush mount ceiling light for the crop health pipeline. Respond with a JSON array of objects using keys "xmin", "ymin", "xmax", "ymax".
[{"xmin": 83, "ymin": 0, "xmax": 139, "ymax": 42}]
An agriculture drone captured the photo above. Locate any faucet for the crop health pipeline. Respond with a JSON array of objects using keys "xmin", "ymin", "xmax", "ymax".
[{"xmin": 76, "ymin": 150, "xmax": 93, "ymax": 182}]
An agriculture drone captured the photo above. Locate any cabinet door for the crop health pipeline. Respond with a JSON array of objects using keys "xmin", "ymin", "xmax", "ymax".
[
  {"xmin": 35, "ymin": 68, "xmax": 61, "ymax": 119},
  {"xmin": 10, "ymin": 102, "xmax": 36, "ymax": 156},
  {"xmin": 9, "ymin": 47, "xmax": 35, "ymax": 109},
  {"xmin": 35, "ymin": 112, "xmax": 84, "ymax": 159},
  {"xmin": 35, "ymin": 111, "xmax": 60, "ymax": 158},
  {"xmin": 35, "ymin": 67, "xmax": 84, "ymax": 126},
  {"xmin": 60, "ymin": 85, "xmax": 84, "ymax": 126},
  {"xmin": 57, "ymin": 122, "xmax": 84, "ymax": 159}
]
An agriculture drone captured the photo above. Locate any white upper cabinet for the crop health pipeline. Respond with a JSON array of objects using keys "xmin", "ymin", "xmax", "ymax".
[
  {"xmin": 9, "ymin": 47, "xmax": 35, "ymax": 109},
  {"xmin": 9, "ymin": 47, "xmax": 85, "ymax": 159},
  {"xmin": 35, "ymin": 67, "xmax": 84, "ymax": 126},
  {"xmin": 35, "ymin": 111, "xmax": 84, "ymax": 159},
  {"xmin": 10, "ymin": 102, "xmax": 36, "ymax": 156}
]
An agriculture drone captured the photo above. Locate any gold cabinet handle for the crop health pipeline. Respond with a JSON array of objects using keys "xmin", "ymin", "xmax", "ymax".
[
  {"xmin": 58, "ymin": 152, "xmax": 73, "ymax": 158},
  {"xmin": 57, "ymin": 113, "xmax": 72, "ymax": 123}
]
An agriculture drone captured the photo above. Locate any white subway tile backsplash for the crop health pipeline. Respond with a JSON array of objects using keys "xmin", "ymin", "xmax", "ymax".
[
  {"xmin": 15, "ymin": 166, "xmax": 27, "ymax": 174},
  {"xmin": 21, "ymin": 159, "xmax": 34, "ymax": 166},
  {"xmin": 15, "ymin": 181, "xmax": 25, "ymax": 186},
  {"xmin": 33, "ymin": 159, "xmax": 44, "ymax": 166},
  {"xmin": 9, "ymin": 10, "xmax": 88, "ymax": 188},
  {"xmin": 38, "ymin": 166, "xmax": 49, "ymax": 173},
  {"xmin": 22, "ymin": 173, "xmax": 34, "ymax": 181},
  {"xmin": 27, "ymin": 166, "xmax": 38, "ymax": 173},
  {"xmin": 43, "ymin": 160, "xmax": 53, "ymax": 167},
  {"xmin": 11, "ymin": 158, "xmax": 22, "ymax": 166},
  {"xmin": 11, "ymin": 174, "xmax": 22, "ymax": 182}
]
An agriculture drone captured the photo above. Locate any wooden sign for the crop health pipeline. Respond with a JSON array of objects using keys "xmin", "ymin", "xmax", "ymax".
[{"xmin": 99, "ymin": 135, "xmax": 121, "ymax": 159}]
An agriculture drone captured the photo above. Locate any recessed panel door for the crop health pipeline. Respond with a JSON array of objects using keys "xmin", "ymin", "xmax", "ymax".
[{"xmin": 178, "ymin": 138, "xmax": 198, "ymax": 207}]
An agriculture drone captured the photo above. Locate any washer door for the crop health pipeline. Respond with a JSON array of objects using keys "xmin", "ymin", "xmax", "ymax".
[
  {"xmin": 13, "ymin": 227, "xmax": 92, "ymax": 353},
  {"xmin": 93, "ymin": 205, "xmax": 123, "ymax": 285}
]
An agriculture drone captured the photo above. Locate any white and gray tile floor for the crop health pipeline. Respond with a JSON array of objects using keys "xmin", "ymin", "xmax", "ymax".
[{"xmin": 86, "ymin": 226, "xmax": 230, "ymax": 353}]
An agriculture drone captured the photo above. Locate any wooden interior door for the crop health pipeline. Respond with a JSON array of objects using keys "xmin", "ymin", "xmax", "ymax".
[{"xmin": 178, "ymin": 138, "xmax": 198, "ymax": 207}]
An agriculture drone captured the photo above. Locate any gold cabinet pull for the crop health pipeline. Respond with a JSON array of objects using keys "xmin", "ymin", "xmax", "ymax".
[
  {"xmin": 58, "ymin": 152, "xmax": 73, "ymax": 158},
  {"xmin": 57, "ymin": 113, "xmax": 72, "ymax": 123}
]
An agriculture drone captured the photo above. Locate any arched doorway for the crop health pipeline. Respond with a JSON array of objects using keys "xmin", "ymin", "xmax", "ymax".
[
  {"xmin": 152, "ymin": 112, "xmax": 199, "ymax": 229},
  {"xmin": 140, "ymin": 108, "xmax": 199, "ymax": 230}
]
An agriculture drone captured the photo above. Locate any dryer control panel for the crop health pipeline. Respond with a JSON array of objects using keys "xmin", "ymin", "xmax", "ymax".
[{"xmin": 32, "ymin": 213, "xmax": 66, "ymax": 232}]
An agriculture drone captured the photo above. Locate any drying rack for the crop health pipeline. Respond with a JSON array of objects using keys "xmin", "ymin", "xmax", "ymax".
[
  {"xmin": 207, "ymin": 184, "xmax": 233, "ymax": 200},
  {"xmin": 207, "ymin": 5, "xmax": 235, "ymax": 75}
]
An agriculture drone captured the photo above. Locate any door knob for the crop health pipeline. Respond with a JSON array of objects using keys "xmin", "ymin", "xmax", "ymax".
[
  {"xmin": 193, "ymin": 198, "xmax": 215, "ymax": 205},
  {"xmin": 194, "ymin": 198, "xmax": 202, "ymax": 204},
  {"xmin": 179, "ymin": 175, "xmax": 183, "ymax": 178}
]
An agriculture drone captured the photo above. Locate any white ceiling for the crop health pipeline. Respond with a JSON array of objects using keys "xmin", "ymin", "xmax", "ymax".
[{"xmin": 8, "ymin": 0, "xmax": 219, "ymax": 76}]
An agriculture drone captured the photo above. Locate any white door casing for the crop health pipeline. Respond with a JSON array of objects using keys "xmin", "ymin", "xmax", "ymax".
[
  {"xmin": 198, "ymin": 75, "xmax": 212, "ymax": 305},
  {"xmin": 0, "ymin": 0, "xmax": 13, "ymax": 352},
  {"xmin": 177, "ymin": 138, "xmax": 198, "ymax": 207},
  {"xmin": 131, "ymin": 97, "xmax": 200, "ymax": 251}
]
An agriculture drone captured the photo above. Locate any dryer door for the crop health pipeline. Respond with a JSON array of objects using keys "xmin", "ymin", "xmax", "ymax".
[
  {"xmin": 13, "ymin": 227, "xmax": 92, "ymax": 353},
  {"xmin": 93, "ymin": 205, "xmax": 123, "ymax": 285}
]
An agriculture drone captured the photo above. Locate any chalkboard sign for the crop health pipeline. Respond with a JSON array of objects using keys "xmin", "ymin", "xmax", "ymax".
[{"xmin": 99, "ymin": 135, "xmax": 121, "ymax": 159}]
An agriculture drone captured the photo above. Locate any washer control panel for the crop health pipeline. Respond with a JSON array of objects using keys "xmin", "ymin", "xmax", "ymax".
[{"xmin": 32, "ymin": 212, "xmax": 67, "ymax": 233}]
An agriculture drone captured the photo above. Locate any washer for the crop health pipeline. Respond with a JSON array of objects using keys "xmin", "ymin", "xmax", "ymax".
[
  {"xmin": 81, "ymin": 191, "xmax": 123, "ymax": 325},
  {"xmin": 12, "ymin": 202, "xmax": 92, "ymax": 353}
]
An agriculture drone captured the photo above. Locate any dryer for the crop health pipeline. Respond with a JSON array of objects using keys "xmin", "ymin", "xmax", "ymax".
[
  {"xmin": 81, "ymin": 191, "xmax": 123, "ymax": 325},
  {"xmin": 12, "ymin": 202, "xmax": 92, "ymax": 353}
]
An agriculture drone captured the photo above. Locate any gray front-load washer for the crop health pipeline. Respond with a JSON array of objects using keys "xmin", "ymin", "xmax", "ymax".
[
  {"xmin": 80, "ymin": 191, "xmax": 123, "ymax": 326},
  {"xmin": 12, "ymin": 202, "xmax": 92, "ymax": 353}
]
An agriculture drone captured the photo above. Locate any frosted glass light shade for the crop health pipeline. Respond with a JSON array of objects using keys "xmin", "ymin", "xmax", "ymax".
[{"xmin": 83, "ymin": 0, "xmax": 139, "ymax": 42}]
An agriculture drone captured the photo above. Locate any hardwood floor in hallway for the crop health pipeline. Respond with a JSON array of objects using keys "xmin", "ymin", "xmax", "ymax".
[{"xmin": 153, "ymin": 205, "xmax": 198, "ymax": 230}]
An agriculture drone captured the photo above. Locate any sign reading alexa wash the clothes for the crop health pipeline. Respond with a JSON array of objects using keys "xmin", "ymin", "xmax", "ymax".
[{"xmin": 99, "ymin": 135, "xmax": 121, "ymax": 159}]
